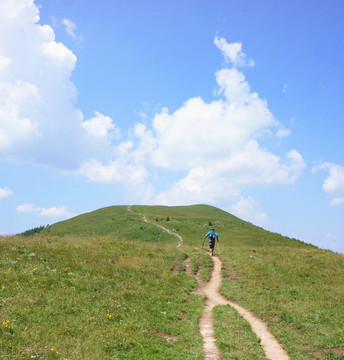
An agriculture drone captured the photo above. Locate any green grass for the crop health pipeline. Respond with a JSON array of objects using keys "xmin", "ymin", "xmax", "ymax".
[
  {"xmin": 0, "ymin": 234, "xmax": 204, "ymax": 359},
  {"xmin": 4, "ymin": 204, "xmax": 344, "ymax": 359},
  {"xmin": 219, "ymin": 246, "xmax": 344, "ymax": 359},
  {"xmin": 214, "ymin": 305, "xmax": 266, "ymax": 360}
]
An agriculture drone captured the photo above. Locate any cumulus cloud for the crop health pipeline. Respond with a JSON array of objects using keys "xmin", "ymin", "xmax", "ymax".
[
  {"xmin": 16, "ymin": 203, "xmax": 76, "ymax": 219},
  {"xmin": 119, "ymin": 36, "xmax": 304, "ymax": 223},
  {"xmin": 81, "ymin": 111, "xmax": 120, "ymax": 141},
  {"xmin": 0, "ymin": 186, "xmax": 13, "ymax": 199},
  {"xmin": 0, "ymin": 0, "xmax": 116, "ymax": 169},
  {"xmin": 79, "ymin": 158, "xmax": 148, "ymax": 185},
  {"xmin": 146, "ymin": 68, "xmax": 282, "ymax": 171},
  {"xmin": 313, "ymin": 162, "xmax": 344, "ymax": 206}
]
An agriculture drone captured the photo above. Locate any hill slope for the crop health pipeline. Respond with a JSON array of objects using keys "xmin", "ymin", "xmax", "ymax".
[{"xmin": 2, "ymin": 204, "xmax": 344, "ymax": 359}]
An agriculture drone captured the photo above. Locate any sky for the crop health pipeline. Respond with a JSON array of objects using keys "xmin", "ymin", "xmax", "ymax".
[{"xmin": 1, "ymin": 0, "xmax": 344, "ymax": 253}]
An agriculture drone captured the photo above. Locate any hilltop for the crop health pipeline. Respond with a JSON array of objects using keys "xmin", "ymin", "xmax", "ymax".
[{"xmin": 42, "ymin": 204, "xmax": 310, "ymax": 249}]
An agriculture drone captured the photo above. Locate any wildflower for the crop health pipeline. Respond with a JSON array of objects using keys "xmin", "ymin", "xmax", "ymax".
[
  {"xmin": 107, "ymin": 313, "xmax": 112, "ymax": 319},
  {"xmin": 51, "ymin": 346, "xmax": 56, "ymax": 352},
  {"xmin": 2, "ymin": 320, "xmax": 10, "ymax": 328},
  {"xmin": 8, "ymin": 267, "xmax": 12, "ymax": 271},
  {"xmin": 101, "ymin": 276, "xmax": 104, "ymax": 280}
]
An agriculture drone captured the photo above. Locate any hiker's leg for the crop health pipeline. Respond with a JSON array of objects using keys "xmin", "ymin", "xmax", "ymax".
[{"xmin": 209, "ymin": 241, "xmax": 214, "ymax": 255}]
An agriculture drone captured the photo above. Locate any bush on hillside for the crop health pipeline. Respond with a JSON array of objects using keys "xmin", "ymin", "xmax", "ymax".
[{"xmin": 21, "ymin": 225, "xmax": 49, "ymax": 237}]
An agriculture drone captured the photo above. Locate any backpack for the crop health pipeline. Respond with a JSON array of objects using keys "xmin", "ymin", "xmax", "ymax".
[{"xmin": 209, "ymin": 231, "xmax": 216, "ymax": 241}]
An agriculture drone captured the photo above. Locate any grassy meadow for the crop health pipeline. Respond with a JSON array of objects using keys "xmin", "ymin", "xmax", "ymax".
[{"xmin": 1, "ymin": 204, "xmax": 344, "ymax": 359}]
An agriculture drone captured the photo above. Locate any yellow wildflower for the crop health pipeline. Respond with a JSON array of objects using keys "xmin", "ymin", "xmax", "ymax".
[{"xmin": 2, "ymin": 320, "xmax": 10, "ymax": 328}]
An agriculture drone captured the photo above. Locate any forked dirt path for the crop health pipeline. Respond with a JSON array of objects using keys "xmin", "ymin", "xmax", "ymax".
[
  {"xmin": 130, "ymin": 206, "xmax": 289, "ymax": 360},
  {"xmin": 196, "ymin": 255, "xmax": 290, "ymax": 360}
]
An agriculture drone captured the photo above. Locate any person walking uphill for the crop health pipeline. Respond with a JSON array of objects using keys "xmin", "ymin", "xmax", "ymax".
[{"xmin": 204, "ymin": 229, "xmax": 219, "ymax": 256}]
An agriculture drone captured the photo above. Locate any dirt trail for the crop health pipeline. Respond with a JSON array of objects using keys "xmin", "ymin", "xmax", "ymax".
[
  {"xmin": 132, "ymin": 207, "xmax": 289, "ymax": 360},
  {"xmin": 196, "ymin": 255, "xmax": 290, "ymax": 360},
  {"xmin": 142, "ymin": 215, "xmax": 183, "ymax": 248}
]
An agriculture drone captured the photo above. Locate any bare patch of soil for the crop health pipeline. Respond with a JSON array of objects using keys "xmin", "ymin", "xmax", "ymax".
[
  {"xmin": 326, "ymin": 347, "xmax": 344, "ymax": 355},
  {"xmin": 222, "ymin": 264, "xmax": 240, "ymax": 280},
  {"xmin": 152, "ymin": 329, "xmax": 178, "ymax": 343},
  {"xmin": 171, "ymin": 256, "xmax": 179, "ymax": 275},
  {"xmin": 184, "ymin": 256, "xmax": 194, "ymax": 277}
]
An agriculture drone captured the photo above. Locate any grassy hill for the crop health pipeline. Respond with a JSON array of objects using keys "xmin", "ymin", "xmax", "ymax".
[{"xmin": 1, "ymin": 204, "xmax": 344, "ymax": 359}]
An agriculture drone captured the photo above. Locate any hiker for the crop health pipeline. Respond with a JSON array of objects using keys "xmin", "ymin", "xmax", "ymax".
[{"xmin": 204, "ymin": 228, "xmax": 219, "ymax": 256}]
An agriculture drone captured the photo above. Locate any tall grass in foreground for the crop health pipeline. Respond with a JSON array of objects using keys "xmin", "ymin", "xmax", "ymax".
[{"xmin": 0, "ymin": 235, "xmax": 204, "ymax": 359}]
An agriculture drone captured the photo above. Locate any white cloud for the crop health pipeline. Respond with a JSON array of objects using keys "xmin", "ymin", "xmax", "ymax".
[
  {"xmin": 146, "ymin": 70, "xmax": 282, "ymax": 171},
  {"xmin": 231, "ymin": 197, "xmax": 269, "ymax": 225},
  {"xmin": 0, "ymin": 0, "xmax": 115, "ymax": 169},
  {"xmin": 16, "ymin": 203, "xmax": 76, "ymax": 219},
  {"xmin": 62, "ymin": 18, "xmax": 82, "ymax": 42},
  {"xmin": 81, "ymin": 111, "xmax": 120, "ymax": 140},
  {"xmin": 41, "ymin": 41, "xmax": 76, "ymax": 71},
  {"xmin": 0, "ymin": 56, "xmax": 11, "ymax": 72},
  {"xmin": 132, "ymin": 65, "xmax": 304, "ymax": 184},
  {"xmin": 16, "ymin": 203, "xmax": 37, "ymax": 213},
  {"xmin": 39, "ymin": 205, "xmax": 75, "ymax": 218},
  {"xmin": 124, "ymin": 38, "xmax": 305, "ymax": 218},
  {"xmin": 276, "ymin": 127, "xmax": 292, "ymax": 139},
  {"xmin": 0, "ymin": 0, "xmax": 39, "ymax": 25},
  {"xmin": 214, "ymin": 36, "xmax": 254, "ymax": 67},
  {"xmin": 0, "ymin": 80, "xmax": 40, "ymax": 149},
  {"xmin": 0, "ymin": 186, "xmax": 13, "ymax": 199},
  {"xmin": 314, "ymin": 162, "xmax": 344, "ymax": 206},
  {"xmin": 147, "ymin": 143, "xmax": 304, "ymax": 212},
  {"xmin": 79, "ymin": 158, "xmax": 148, "ymax": 185}
]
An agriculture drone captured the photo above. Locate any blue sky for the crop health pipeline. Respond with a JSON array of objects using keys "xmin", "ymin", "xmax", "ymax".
[{"xmin": 1, "ymin": 0, "xmax": 344, "ymax": 253}]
